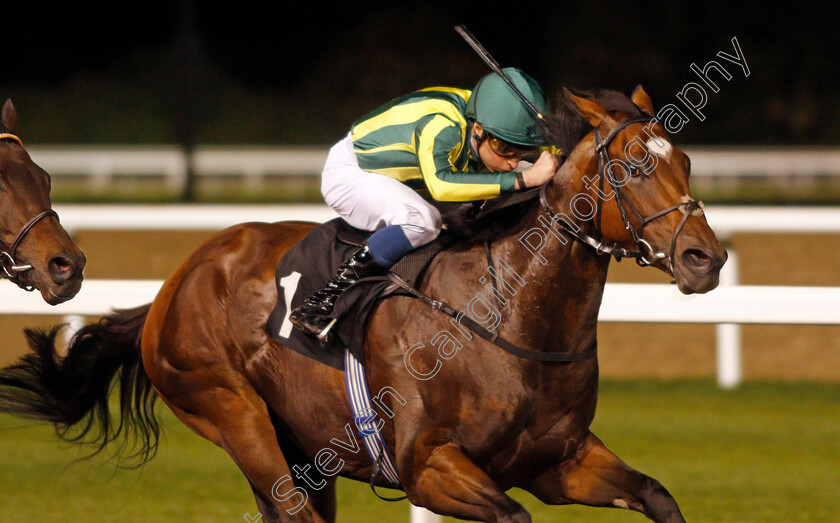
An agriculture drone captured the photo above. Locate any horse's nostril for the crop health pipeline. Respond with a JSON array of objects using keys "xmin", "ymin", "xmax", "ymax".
[
  {"xmin": 48, "ymin": 256, "xmax": 75, "ymax": 283},
  {"xmin": 682, "ymin": 248, "xmax": 712, "ymax": 271}
]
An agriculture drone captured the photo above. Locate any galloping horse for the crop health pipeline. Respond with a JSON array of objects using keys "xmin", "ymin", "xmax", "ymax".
[
  {"xmin": 0, "ymin": 87, "xmax": 726, "ymax": 522},
  {"xmin": 0, "ymin": 99, "xmax": 85, "ymax": 303}
]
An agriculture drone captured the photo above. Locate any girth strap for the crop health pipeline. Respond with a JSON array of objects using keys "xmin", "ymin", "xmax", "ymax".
[{"xmin": 343, "ymin": 349, "xmax": 406, "ymax": 500}]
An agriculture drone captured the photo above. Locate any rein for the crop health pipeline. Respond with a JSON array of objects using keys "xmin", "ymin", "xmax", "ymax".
[
  {"xmin": 541, "ymin": 115, "xmax": 702, "ymax": 270},
  {"xmin": 0, "ymin": 133, "xmax": 60, "ymax": 291},
  {"xmin": 388, "ymin": 272, "xmax": 597, "ymax": 363}
]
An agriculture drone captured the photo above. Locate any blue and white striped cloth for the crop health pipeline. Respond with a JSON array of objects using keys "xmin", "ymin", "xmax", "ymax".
[{"xmin": 344, "ymin": 349, "xmax": 402, "ymax": 487}]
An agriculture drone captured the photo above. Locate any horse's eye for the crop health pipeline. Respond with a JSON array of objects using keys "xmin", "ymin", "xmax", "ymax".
[{"xmin": 629, "ymin": 165, "xmax": 642, "ymax": 177}]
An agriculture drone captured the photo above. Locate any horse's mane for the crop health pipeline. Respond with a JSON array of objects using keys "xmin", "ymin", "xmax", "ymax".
[
  {"xmin": 546, "ymin": 87, "xmax": 644, "ymax": 157},
  {"xmin": 449, "ymin": 87, "xmax": 644, "ymax": 244}
]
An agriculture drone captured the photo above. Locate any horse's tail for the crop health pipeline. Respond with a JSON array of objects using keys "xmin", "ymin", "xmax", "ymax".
[{"xmin": 0, "ymin": 304, "xmax": 160, "ymax": 467}]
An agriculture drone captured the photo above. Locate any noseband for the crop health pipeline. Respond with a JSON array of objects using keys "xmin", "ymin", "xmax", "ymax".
[
  {"xmin": 540, "ymin": 115, "xmax": 702, "ymax": 271},
  {"xmin": 0, "ymin": 133, "xmax": 60, "ymax": 291}
]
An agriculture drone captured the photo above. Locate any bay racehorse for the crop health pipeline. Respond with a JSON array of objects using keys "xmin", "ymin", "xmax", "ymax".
[
  {"xmin": 0, "ymin": 86, "xmax": 726, "ymax": 522},
  {"xmin": 0, "ymin": 99, "xmax": 85, "ymax": 303}
]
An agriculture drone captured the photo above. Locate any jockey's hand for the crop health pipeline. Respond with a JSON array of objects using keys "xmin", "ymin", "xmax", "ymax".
[{"xmin": 521, "ymin": 151, "xmax": 558, "ymax": 188}]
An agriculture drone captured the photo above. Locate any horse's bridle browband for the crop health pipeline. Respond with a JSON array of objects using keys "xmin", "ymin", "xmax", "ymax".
[
  {"xmin": 0, "ymin": 133, "xmax": 60, "ymax": 291},
  {"xmin": 0, "ymin": 133, "xmax": 23, "ymax": 148},
  {"xmin": 540, "ymin": 114, "xmax": 702, "ymax": 271}
]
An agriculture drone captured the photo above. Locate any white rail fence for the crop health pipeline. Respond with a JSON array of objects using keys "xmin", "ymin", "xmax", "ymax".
[
  {"xmin": 28, "ymin": 146, "xmax": 330, "ymax": 190},
  {"xmin": 26, "ymin": 146, "xmax": 840, "ymax": 190},
  {"xmin": 4, "ymin": 278, "xmax": 839, "ymax": 331}
]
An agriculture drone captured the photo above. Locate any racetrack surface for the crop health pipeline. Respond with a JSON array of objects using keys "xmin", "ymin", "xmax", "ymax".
[{"xmin": 0, "ymin": 380, "xmax": 837, "ymax": 522}]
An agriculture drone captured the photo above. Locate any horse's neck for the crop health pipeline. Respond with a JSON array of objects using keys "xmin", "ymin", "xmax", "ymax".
[{"xmin": 494, "ymin": 141, "xmax": 610, "ymax": 351}]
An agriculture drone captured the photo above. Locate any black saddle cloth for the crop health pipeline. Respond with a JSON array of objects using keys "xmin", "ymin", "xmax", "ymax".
[
  {"xmin": 264, "ymin": 189, "xmax": 541, "ymax": 369},
  {"xmin": 265, "ymin": 218, "xmax": 454, "ymax": 370}
]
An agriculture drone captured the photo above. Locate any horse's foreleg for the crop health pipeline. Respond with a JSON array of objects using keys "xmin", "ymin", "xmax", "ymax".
[
  {"xmin": 526, "ymin": 432, "xmax": 685, "ymax": 523},
  {"xmin": 405, "ymin": 440, "xmax": 531, "ymax": 523}
]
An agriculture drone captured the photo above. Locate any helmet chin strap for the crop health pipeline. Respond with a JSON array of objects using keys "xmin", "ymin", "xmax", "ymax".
[{"xmin": 471, "ymin": 124, "xmax": 487, "ymax": 162}]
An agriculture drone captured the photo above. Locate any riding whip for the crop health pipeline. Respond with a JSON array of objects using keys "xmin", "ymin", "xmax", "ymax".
[{"xmin": 455, "ymin": 24, "xmax": 546, "ymax": 124}]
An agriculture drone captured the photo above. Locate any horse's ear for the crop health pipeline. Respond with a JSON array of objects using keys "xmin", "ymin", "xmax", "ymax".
[
  {"xmin": 631, "ymin": 85, "xmax": 655, "ymax": 116},
  {"xmin": 563, "ymin": 87, "xmax": 607, "ymax": 128},
  {"xmin": 2, "ymin": 99, "xmax": 18, "ymax": 134}
]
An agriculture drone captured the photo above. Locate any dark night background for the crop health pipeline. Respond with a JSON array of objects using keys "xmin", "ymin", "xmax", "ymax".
[{"xmin": 1, "ymin": 1, "xmax": 837, "ymax": 147}]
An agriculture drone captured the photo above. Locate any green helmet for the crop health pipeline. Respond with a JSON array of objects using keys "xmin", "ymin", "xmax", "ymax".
[{"xmin": 465, "ymin": 67, "xmax": 549, "ymax": 147}]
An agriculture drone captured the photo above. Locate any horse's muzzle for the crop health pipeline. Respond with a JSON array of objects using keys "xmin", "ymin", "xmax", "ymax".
[{"xmin": 674, "ymin": 242, "xmax": 728, "ymax": 294}]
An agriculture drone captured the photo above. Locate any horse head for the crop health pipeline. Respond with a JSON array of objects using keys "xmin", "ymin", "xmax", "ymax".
[
  {"xmin": 0, "ymin": 99, "xmax": 85, "ymax": 303},
  {"xmin": 549, "ymin": 86, "xmax": 727, "ymax": 294}
]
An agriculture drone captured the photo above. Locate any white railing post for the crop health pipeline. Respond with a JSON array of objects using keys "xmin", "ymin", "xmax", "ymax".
[
  {"xmin": 411, "ymin": 505, "xmax": 442, "ymax": 523},
  {"xmin": 716, "ymin": 249, "xmax": 741, "ymax": 388},
  {"xmin": 90, "ymin": 158, "xmax": 112, "ymax": 192},
  {"xmin": 62, "ymin": 314, "xmax": 86, "ymax": 346}
]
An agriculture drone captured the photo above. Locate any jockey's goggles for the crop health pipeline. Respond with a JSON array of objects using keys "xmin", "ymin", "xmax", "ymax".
[{"xmin": 486, "ymin": 134, "xmax": 538, "ymax": 159}]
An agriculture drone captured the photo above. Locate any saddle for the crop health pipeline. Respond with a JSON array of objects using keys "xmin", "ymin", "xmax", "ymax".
[
  {"xmin": 266, "ymin": 218, "xmax": 455, "ymax": 369},
  {"xmin": 265, "ymin": 188, "xmax": 542, "ymax": 369}
]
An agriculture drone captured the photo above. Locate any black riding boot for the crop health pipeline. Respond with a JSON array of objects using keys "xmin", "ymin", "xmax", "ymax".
[{"xmin": 289, "ymin": 242, "xmax": 384, "ymax": 344}]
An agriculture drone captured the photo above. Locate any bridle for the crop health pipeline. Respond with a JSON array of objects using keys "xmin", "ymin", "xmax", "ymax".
[
  {"xmin": 0, "ymin": 132, "xmax": 60, "ymax": 291},
  {"xmin": 540, "ymin": 114, "xmax": 702, "ymax": 271}
]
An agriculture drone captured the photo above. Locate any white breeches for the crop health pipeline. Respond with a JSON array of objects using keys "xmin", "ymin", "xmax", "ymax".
[{"xmin": 320, "ymin": 133, "xmax": 442, "ymax": 248}]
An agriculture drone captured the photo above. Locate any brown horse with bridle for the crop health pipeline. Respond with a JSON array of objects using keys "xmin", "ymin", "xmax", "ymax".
[
  {"xmin": 0, "ymin": 99, "xmax": 85, "ymax": 302},
  {"xmin": 0, "ymin": 86, "xmax": 725, "ymax": 522}
]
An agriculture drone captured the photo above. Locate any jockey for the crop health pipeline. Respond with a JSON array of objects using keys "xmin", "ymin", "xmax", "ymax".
[{"xmin": 290, "ymin": 67, "xmax": 558, "ymax": 341}]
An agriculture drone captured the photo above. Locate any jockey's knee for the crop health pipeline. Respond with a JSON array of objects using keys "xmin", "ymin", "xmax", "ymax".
[{"xmin": 401, "ymin": 205, "xmax": 442, "ymax": 247}]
